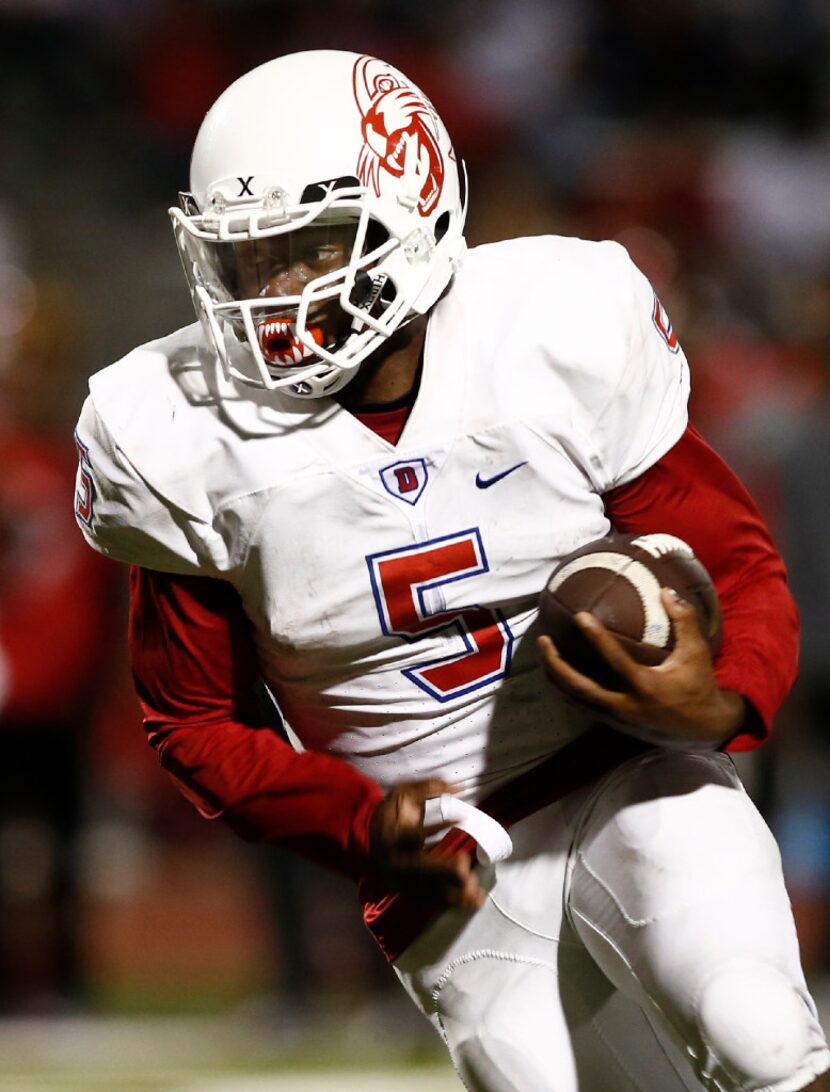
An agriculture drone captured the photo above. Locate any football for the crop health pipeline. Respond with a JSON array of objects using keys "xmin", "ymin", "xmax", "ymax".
[{"xmin": 538, "ymin": 532, "xmax": 722, "ymax": 689}]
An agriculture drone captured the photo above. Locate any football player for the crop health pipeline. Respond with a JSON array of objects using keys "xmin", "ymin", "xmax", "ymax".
[{"xmin": 74, "ymin": 50, "xmax": 830, "ymax": 1091}]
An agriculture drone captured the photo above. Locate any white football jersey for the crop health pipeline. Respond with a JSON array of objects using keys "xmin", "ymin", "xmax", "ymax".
[{"xmin": 75, "ymin": 236, "xmax": 690, "ymax": 801}]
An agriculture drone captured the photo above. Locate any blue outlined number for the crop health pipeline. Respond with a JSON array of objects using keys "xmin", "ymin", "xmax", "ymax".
[{"xmin": 366, "ymin": 529, "xmax": 514, "ymax": 702}]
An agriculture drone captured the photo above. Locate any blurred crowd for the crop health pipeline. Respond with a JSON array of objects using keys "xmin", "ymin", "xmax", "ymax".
[{"xmin": 1, "ymin": 0, "xmax": 829, "ymax": 1018}]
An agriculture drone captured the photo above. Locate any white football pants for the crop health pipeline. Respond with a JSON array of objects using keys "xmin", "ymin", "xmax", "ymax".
[{"xmin": 395, "ymin": 750, "xmax": 830, "ymax": 1092}]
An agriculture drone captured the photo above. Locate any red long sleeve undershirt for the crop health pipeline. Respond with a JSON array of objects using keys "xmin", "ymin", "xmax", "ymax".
[
  {"xmin": 605, "ymin": 425, "xmax": 798, "ymax": 744},
  {"xmin": 130, "ymin": 567, "xmax": 382, "ymax": 880},
  {"xmin": 128, "ymin": 423, "xmax": 799, "ymax": 889}
]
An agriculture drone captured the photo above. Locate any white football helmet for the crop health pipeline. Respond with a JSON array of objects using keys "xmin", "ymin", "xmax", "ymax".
[{"xmin": 170, "ymin": 49, "xmax": 467, "ymax": 399}]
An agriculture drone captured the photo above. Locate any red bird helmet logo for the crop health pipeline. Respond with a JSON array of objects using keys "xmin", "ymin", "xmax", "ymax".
[{"xmin": 353, "ymin": 56, "xmax": 446, "ymax": 218}]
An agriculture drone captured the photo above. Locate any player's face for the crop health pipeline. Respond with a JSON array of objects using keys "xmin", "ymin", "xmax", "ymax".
[
  {"xmin": 214, "ymin": 222, "xmax": 357, "ymax": 368},
  {"xmin": 232, "ymin": 223, "xmax": 354, "ymax": 299}
]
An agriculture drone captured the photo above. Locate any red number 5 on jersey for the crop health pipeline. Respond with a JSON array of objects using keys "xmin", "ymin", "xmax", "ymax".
[{"xmin": 366, "ymin": 529, "xmax": 514, "ymax": 702}]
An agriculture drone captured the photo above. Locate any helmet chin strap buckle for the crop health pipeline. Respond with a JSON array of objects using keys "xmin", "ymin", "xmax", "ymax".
[
  {"xmin": 263, "ymin": 186, "xmax": 290, "ymax": 226},
  {"xmin": 403, "ymin": 229, "xmax": 434, "ymax": 263}
]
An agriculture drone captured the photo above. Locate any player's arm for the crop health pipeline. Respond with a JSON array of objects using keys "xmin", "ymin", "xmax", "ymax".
[
  {"xmin": 606, "ymin": 425, "xmax": 798, "ymax": 749},
  {"xmin": 130, "ymin": 566, "xmax": 482, "ymax": 907},
  {"xmin": 539, "ymin": 426, "xmax": 798, "ymax": 751},
  {"xmin": 130, "ymin": 565, "xmax": 381, "ymax": 877}
]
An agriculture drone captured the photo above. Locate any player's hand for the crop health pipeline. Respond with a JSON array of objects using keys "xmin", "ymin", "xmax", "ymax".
[
  {"xmin": 538, "ymin": 588, "xmax": 746, "ymax": 750},
  {"xmin": 369, "ymin": 778, "xmax": 485, "ymax": 912}
]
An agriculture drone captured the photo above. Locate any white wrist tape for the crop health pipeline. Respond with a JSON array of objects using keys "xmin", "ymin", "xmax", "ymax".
[{"xmin": 423, "ymin": 794, "xmax": 513, "ymax": 865}]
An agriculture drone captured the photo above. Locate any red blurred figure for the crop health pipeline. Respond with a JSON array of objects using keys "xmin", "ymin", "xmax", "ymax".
[{"xmin": 0, "ymin": 276, "xmax": 117, "ymax": 1011}]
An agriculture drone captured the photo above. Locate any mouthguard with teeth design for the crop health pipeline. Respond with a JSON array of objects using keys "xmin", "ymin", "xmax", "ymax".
[{"xmin": 256, "ymin": 317, "xmax": 325, "ymax": 366}]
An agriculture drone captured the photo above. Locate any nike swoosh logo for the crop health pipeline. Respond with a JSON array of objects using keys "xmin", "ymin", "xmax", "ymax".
[{"xmin": 475, "ymin": 461, "xmax": 528, "ymax": 489}]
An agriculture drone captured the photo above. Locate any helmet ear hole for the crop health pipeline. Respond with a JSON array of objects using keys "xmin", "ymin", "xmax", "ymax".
[{"xmin": 434, "ymin": 211, "xmax": 450, "ymax": 243}]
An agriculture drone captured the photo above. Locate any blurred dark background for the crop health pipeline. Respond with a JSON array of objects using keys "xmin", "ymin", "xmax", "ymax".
[{"xmin": 1, "ymin": 0, "xmax": 829, "ymax": 1033}]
